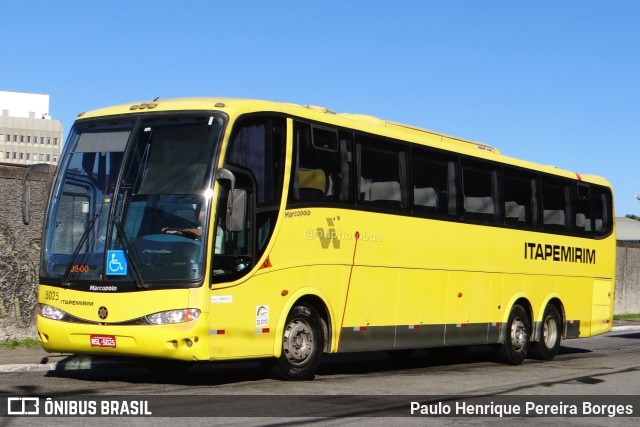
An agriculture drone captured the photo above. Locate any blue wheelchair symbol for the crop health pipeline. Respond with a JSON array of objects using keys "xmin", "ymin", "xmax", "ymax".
[{"xmin": 107, "ymin": 250, "xmax": 128, "ymax": 276}]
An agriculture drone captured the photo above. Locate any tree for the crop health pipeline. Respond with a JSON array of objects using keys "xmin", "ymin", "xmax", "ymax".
[{"xmin": 625, "ymin": 214, "xmax": 640, "ymax": 221}]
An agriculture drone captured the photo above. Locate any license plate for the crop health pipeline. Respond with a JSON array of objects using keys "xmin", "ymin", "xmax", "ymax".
[{"xmin": 90, "ymin": 335, "xmax": 117, "ymax": 348}]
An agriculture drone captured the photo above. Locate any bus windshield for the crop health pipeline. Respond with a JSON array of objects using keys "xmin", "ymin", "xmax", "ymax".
[{"xmin": 42, "ymin": 114, "xmax": 223, "ymax": 287}]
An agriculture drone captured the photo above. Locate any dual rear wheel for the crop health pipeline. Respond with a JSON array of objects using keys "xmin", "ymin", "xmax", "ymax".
[{"xmin": 498, "ymin": 303, "xmax": 562, "ymax": 365}]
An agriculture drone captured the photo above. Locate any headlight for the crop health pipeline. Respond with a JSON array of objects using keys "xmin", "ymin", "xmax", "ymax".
[
  {"xmin": 38, "ymin": 303, "xmax": 68, "ymax": 321},
  {"xmin": 146, "ymin": 309, "xmax": 201, "ymax": 325}
]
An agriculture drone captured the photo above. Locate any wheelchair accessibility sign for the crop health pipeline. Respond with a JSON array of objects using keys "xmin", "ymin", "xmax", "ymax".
[{"xmin": 107, "ymin": 250, "xmax": 128, "ymax": 276}]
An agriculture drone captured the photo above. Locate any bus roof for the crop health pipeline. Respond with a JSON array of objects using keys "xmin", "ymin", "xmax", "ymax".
[{"xmin": 76, "ymin": 97, "xmax": 611, "ymax": 187}]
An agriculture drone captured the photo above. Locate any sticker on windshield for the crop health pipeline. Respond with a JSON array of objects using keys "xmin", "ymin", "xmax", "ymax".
[{"xmin": 107, "ymin": 250, "xmax": 128, "ymax": 276}]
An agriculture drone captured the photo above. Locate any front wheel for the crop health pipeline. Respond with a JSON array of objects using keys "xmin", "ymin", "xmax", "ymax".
[
  {"xmin": 529, "ymin": 304, "xmax": 562, "ymax": 361},
  {"xmin": 497, "ymin": 304, "xmax": 531, "ymax": 365},
  {"xmin": 268, "ymin": 303, "xmax": 324, "ymax": 380}
]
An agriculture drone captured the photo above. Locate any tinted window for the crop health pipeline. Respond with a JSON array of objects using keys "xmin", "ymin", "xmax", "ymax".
[
  {"xmin": 228, "ymin": 117, "xmax": 285, "ymax": 207},
  {"xmin": 542, "ymin": 177, "xmax": 570, "ymax": 231},
  {"xmin": 503, "ymin": 168, "xmax": 539, "ymax": 226},
  {"xmin": 288, "ymin": 122, "xmax": 351, "ymax": 204},
  {"xmin": 358, "ymin": 136, "xmax": 406, "ymax": 210},
  {"xmin": 592, "ymin": 186, "xmax": 613, "ymax": 237},
  {"xmin": 412, "ymin": 148, "xmax": 458, "ymax": 217},
  {"xmin": 462, "ymin": 159, "xmax": 501, "ymax": 223}
]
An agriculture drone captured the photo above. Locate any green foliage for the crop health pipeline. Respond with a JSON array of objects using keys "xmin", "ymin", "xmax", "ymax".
[
  {"xmin": 0, "ymin": 338, "xmax": 41, "ymax": 349},
  {"xmin": 625, "ymin": 214, "xmax": 640, "ymax": 221},
  {"xmin": 613, "ymin": 313, "xmax": 640, "ymax": 320}
]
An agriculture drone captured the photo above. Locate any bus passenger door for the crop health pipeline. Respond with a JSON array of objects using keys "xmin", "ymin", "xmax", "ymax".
[{"xmin": 208, "ymin": 116, "xmax": 286, "ymax": 359}]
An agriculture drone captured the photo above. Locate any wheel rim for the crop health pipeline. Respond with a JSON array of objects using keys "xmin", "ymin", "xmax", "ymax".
[
  {"xmin": 542, "ymin": 315, "xmax": 559, "ymax": 348},
  {"xmin": 510, "ymin": 318, "xmax": 527, "ymax": 351},
  {"xmin": 283, "ymin": 319, "xmax": 314, "ymax": 365}
]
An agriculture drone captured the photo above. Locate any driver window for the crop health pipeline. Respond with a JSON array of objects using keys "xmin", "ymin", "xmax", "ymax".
[{"xmin": 211, "ymin": 116, "xmax": 285, "ymax": 280}]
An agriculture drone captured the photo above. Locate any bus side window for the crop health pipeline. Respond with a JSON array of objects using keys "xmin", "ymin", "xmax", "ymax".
[
  {"xmin": 592, "ymin": 187, "xmax": 612, "ymax": 236},
  {"xmin": 575, "ymin": 182, "xmax": 592, "ymax": 236},
  {"xmin": 411, "ymin": 148, "xmax": 458, "ymax": 217},
  {"xmin": 289, "ymin": 122, "xmax": 351, "ymax": 204},
  {"xmin": 542, "ymin": 177, "xmax": 570, "ymax": 231},
  {"xmin": 503, "ymin": 168, "xmax": 538, "ymax": 227},
  {"xmin": 357, "ymin": 136, "xmax": 407, "ymax": 210},
  {"xmin": 462, "ymin": 159, "xmax": 501, "ymax": 223}
]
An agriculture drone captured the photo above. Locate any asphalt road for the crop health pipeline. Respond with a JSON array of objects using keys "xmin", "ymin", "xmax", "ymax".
[{"xmin": 1, "ymin": 329, "xmax": 639, "ymax": 426}]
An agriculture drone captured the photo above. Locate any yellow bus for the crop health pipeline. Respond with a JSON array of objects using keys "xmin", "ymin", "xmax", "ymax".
[{"xmin": 33, "ymin": 98, "xmax": 615, "ymax": 380}]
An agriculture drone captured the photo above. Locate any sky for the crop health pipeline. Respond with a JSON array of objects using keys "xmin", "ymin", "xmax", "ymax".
[{"xmin": 2, "ymin": 0, "xmax": 639, "ymax": 216}]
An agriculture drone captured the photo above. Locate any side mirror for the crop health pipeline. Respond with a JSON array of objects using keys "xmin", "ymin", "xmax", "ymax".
[
  {"xmin": 215, "ymin": 168, "xmax": 246, "ymax": 232},
  {"xmin": 21, "ymin": 163, "xmax": 56, "ymax": 225},
  {"xmin": 22, "ymin": 182, "xmax": 32, "ymax": 225},
  {"xmin": 228, "ymin": 188, "xmax": 247, "ymax": 232}
]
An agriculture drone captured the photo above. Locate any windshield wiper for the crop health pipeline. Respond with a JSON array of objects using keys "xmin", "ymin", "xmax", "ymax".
[
  {"xmin": 112, "ymin": 216, "xmax": 147, "ymax": 289},
  {"xmin": 61, "ymin": 213, "xmax": 100, "ymax": 287}
]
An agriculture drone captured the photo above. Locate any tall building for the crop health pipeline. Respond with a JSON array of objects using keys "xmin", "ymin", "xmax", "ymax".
[{"xmin": 0, "ymin": 90, "xmax": 63, "ymax": 165}]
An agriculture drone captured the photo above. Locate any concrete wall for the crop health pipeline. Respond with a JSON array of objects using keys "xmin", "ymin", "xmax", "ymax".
[
  {"xmin": 0, "ymin": 166, "xmax": 639, "ymax": 341},
  {"xmin": 0, "ymin": 163, "xmax": 53, "ymax": 341},
  {"xmin": 615, "ymin": 241, "xmax": 640, "ymax": 315}
]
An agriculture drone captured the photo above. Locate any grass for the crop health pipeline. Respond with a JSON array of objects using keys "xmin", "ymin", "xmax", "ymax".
[
  {"xmin": 0, "ymin": 338, "xmax": 41, "ymax": 349},
  {"xmin": 613, "ymin": 313, "xmax": 640, "ymax": 320}
]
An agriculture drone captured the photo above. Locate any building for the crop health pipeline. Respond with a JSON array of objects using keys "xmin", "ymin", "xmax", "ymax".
[
  {"xmin": 0, "ymin": 90, "xmax": 63, "ymax": 166},
  {"xmin": 616, "ymin": 216, "xmax": 640, "ymax": 242}
]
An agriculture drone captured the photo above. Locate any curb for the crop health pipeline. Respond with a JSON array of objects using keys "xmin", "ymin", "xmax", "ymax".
[
  {"xmin": 0, "ymin": 363, "xmax": 57, "ymax": 373},
  {"xmin": 610, "ymin": 325, "xmax": 640, "ymax": 332},
  {"xmin": 0, "ymin": 355, "xmax": 141, "ymax": 374}
]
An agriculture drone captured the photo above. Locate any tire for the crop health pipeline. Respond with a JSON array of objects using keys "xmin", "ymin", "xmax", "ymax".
[
  {"xmin": 529, "ymin": 304, "xmax": 562, "ymax": 361},
  {"xmin": 269, "ymin": 303, "xmax": 324, "ymax": 381},
  {"xmin": 497, "ymin": 304, "xmax": 531, "ymax": 365}
]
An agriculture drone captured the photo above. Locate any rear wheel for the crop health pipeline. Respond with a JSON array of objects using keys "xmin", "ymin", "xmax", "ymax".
[
  {"xmin": 529, "ymin": 304, "xmax": 562, "ymax": 361},
  {"xmin": 268, "ymin": 303, "xmax": 324, "ymax": 381},
  {"xmin": 497, "ymin": 304, "xmax": 530, "ymax": 365}
]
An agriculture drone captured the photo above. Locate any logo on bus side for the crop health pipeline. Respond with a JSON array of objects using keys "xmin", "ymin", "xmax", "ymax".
[
  {"xmin": 316, "ymin": 217, "xmax": 341, "ymax": 249},
  {"xmin": 305, "ymin": 217, "xmax": 382, "ymax": 248},
  {"xmin": 524, "ymin": 242, "xmax": 596, "ymax": 264}
]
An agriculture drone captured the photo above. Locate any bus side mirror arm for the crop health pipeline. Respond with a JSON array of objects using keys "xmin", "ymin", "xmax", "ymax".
[
  {"xmin": 215, "ymin": 168, "xmax": 246, "ymax": 232},
  {"xmin": 21, "ymin": 166, "xmax": 33, "ymax": 225},
  {"xmin": 22, "ymin": 182, "xmax": 32, "ymax": 225}
]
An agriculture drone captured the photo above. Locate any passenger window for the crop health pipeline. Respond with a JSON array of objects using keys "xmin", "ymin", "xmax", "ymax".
[
  {"xmin": 462, "ymin": 159, "xmax": 500, "ymax": 223},
  {"xmin": 358, "ymin": 136, "xmax": 406, "ymax": 210},
  {"xmin": 288, "ymin": 122, "xmax": 351, "ymax": 204},
  {"xmin": 575, "ymin": 183, "xmax": 592, "ymax": 236},
  {"xmin": 503, "ymin": 168, "xmax": 539, "ymax": 226},
  {"xmin": 412, "ymin": 148, "xmax": 458, "ymax": 217},
  {"xmin": 542, "ymin": 177, "xmax": 570, "ymax": 231},
  {"xmin": 592, "ymin": 186, "xmax": 612, "ymax": 237}
]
